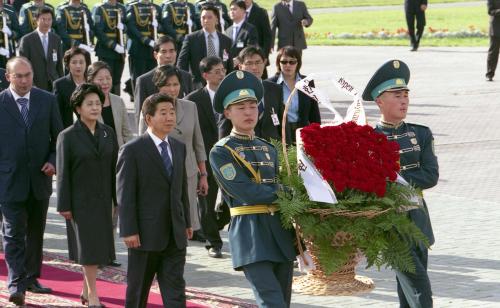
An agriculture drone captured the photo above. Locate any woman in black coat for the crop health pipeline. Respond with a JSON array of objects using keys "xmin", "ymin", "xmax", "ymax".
[
  {"xmin": 53, "ymin": 47, "xmax": 91, "ymax": 128},
  {"xmin": 56, "ymin": 84, "xmax": 118, "ymax": 307},
  {"xmin": 267, "ymin": 45, "xmax": 321, "ymax": 143}
]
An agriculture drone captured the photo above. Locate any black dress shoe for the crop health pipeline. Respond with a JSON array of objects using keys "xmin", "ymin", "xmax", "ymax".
[
  {"xmin": 487, "ymin": 76, "xmax": 493, "ymax": 81},
  {"xmin": 9, "ymin": 292, "xmax": 25, "ymax": 305},
  {"xmin": 208, "ymin": 247, "xmax": 222, "ymax": 258},
  {"xmin": 27, "ymin": 280, "xmax": 52, "ymax": 294},
  {"xmin": 108, "ymin": 260, "xmax": 121, "ymax": 267}
]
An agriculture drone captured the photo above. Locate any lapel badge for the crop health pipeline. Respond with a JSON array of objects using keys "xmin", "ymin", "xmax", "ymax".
[{"xmin": 410, "ymin": 138, "xmax": 418, "ymax": 145}]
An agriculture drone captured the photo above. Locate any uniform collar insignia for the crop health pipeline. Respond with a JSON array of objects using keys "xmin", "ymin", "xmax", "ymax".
[{"xmin": 230, "ymin": 130, "xmax": 255, "ymax": 140}]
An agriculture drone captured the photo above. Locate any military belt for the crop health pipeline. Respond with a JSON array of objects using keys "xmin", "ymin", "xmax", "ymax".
[
  {"xmin": 69, "ymin": 34, "xmax": 83, "ymax": 39},
  {"xmin": 230, "ymin": 205, "xmax": 279, "ymax": 216},
  {"xmin": 105, "ymin": 33, "xmax": 117, "ymax": 38},
  {"xmin": 141, "ymin": 31, "xmax": 151, "ymax": 36}
]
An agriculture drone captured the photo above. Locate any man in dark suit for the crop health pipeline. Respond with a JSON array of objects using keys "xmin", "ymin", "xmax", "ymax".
[
  {"xmin": 271, "ymin": 0, "xmax": 313, "ymax": 54},
  {"xmin": 19, "ymin": 8, "xmax": 63, "ymax": 92},
  {"xmin": 226, "ymin": 0, "xmax": 258, "ymax": 65},
  {"xmin": 0, "ymin": 57, "xmax": 63, "ymax": 306},
  {"xmin": 219, "ymin": 46, "xmax": 284, "ymax": 141},
  {"xmin": 405, "ymin": 0, "xmax": 427, "ymax": 51},
  {"xmin": 244, "ymin": 0, "xmax": 272, "ymax": 78},
  {"xmin": 134, "ymin": 35, "xmax": 193, "ymax": 126},
  {"xmin": 117, "ymin": 93, "xmax": 192, "ymax": 308},
  {"xmin": 487, "ymin": 0, "xmax": 500, "ymax": 81},
  {"xmin": 177, "ymin": 5, "xmax": 232, "ymax": 88},
  {"xmin": 185, "ymin": 56, "xmax": 225, "ymax": 258}
]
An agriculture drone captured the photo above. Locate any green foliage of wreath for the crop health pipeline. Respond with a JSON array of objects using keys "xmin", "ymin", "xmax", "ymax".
[{"xmin": 274, "ymin": 142, "xmax": 430, "ymax": 275}]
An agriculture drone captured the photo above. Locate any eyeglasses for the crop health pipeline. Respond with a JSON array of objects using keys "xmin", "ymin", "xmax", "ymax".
[
  {"xmin": 208, "ymin": 68, "xmax": 227, "ymax": 75},
  {"xmin": 280, "ymin": 60, "xmax": 298, "ymax": 65}
]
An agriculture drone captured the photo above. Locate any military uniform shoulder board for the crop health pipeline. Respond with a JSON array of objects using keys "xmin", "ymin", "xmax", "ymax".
[{"xmin": 214, "ymin": 136, "xmax": 230, "ymax": 147}]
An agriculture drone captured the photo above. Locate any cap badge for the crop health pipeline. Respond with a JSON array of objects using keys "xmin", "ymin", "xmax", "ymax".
[
  {"xmin": 239, "ymin": 89, "xmax": 249, "ymax": 96},
  {"xmin": 393, "ymin": 60, "xmax": 400, "ymax": 69},
  {"xmin": 236, "ymin": 71, "xmax": 245, "ymax": 79},
  {"xmin": 396, "ymin": 78, "xmax": 404, "ymax": 85}
]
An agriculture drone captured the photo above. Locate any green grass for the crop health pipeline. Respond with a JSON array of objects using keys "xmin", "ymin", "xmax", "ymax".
[
  {"xmin": 305, "ymin": 5, "xmax": 489, "ymax": 46},
  {"xmin": 47, "ymin": 0, "xmax": 476, "ymax": 11}
]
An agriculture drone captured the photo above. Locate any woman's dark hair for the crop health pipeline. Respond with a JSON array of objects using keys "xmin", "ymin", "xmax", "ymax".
[
  {"xmin": 87, "ymin": 61, "xmax": 112, "ymax": 83},
  {"xmin": 153, "ymin": 64, "xmax": 183, "ymax": 90},
  {"xmin": 63, "ymin": 47, "xmax": 91, "ymax": 74},
  {"xmin": 275, "ymin": 45, "xmax": 302, "ymax": 74},
  {"xmin": 142, "ymin": 93, "xmax": 175, "ymax": 119},
  {"xmin": 70, "ymin": 83, "xmax": 105, "ymax": 112}
]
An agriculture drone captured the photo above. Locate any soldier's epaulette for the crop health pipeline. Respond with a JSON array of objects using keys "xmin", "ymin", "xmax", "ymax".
[
  {"xmin": 406, "ymin": 122, "xmax": 430, "ymax": 130},
  {"xmin": 214, "ymin": 136, "xmax": 230, "ymax": 147}
]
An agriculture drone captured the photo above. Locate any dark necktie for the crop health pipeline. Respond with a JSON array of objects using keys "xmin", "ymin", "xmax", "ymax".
[
  {"xmin": 258, "ymin": 100, "xmax": 264, "ymax": 120},
  {"xmin": 159, "ymin": 141, "xmax": 173, "ymax": 178},
  {"xmin": 17, "ymin": 98, "xmax": 30, "ymax": 127}
]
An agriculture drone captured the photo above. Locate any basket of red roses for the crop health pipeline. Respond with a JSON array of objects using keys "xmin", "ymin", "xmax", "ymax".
[{"xmin": 276, "ymin": 121, "xmax": 429, "ymax": 296}]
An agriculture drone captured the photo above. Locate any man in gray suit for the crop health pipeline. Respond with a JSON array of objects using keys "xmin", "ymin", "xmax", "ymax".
[
  {"xmin": 0, "ymin": 57, "xmax": 63, "ymax": 305},
  {"xmin": 19, "ymin": 8, "xmax": 63, "ymax": 92},
  {"xmin": 117, "ymin": 93, "xmax": 192, "ymax": 308},
  {"xmin": 271, "ymin": 0, "xmax": 313, "ymax": 53}
]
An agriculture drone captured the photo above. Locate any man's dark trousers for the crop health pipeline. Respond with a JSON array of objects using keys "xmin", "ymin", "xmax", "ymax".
[
  {"xmin": 487, "ymin": 36, "xmax": 500, "ymax": 79},
  {"xmin": 199, "ymin": 174, "xmax": 223, "ymax": 249},
  {"xmin": 1, "ymin": 189, "xmax": 50, "ymax": 294},
  {"xmin": 125, "ymin": 234, "xmax": 187, "ymax": 308},
  {"xmin": 405, "ymin": 6, "xmax": 426, "ymax": 49}
]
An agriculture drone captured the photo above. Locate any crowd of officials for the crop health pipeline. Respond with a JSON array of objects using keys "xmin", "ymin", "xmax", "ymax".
[{"xmin": 0, "ymin": 0, "xmax": 319, "ymax": 307}]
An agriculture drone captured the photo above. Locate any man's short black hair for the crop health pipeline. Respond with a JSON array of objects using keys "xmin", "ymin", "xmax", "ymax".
[
  {"xmin": 36, "ymin": 7, "xmax": 54, "ymax": 20},
  {"xmin": 230, "ymin": 0, "xmax": 246, "ymax": 10},
  {"xmin": 154, "ymin": 35, "xmax": 177, "ymax": 53},
  {"xmin": 200, "ymin": 4, "xmax": 220, "ymax": 21},
  {"xmin": 237, "ymin": 46, "xmax": 266, "ymax": 63},
  {"xmin": 142, "ymin": 93, "xmax": 175, "ymax": 119},
  {"xmin": 199, "ymin": 56, "xmax": 223, "ymax": 74}
]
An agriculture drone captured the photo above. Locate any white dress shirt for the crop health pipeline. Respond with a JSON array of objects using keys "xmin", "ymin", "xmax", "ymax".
[{"xmin": 147, "ymin": 128, "xmax": 173, "ymax": 160}]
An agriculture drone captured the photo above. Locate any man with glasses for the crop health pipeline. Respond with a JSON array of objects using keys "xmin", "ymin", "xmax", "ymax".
[
  {"xmin": 134, "ymin": 35, "xmax": 194, "ymax": 127},
  {"xmin": 219, "ymin": 46, "xmax": 284, "ymax": 142},
  {"xmin": 185, "ymin": 56, "xmax": 225, "ymax": 258},
  {"xmin": 0, "ymin": 57, "xmax": 63, "ymax": 305}
]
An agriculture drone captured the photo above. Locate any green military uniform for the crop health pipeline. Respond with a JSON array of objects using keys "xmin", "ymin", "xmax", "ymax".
[
  {"xmin": 209, "ymin": 70, "xmax": 297, "ymax": 308},
  {"xmin": 0, "ymin": 5, "xmax": 19, "ymax": 69},
  {"xmin": 55, "ymin": 1, "xmax": 94, "ymax": 53},
  {"xmin": 195, "ymin": 0, "xmax": 230, "ymax": 31},
  {"xmin": 18, "ymin": 1, "xmax": 56, "ymax": 37},
  {"xmin": 125, "ymin": 0, "xmax": 162, "ymax": 91},
  {"xmin": 92, "ymin": 0, "xmax": 127, "ymax": 95},
  {"xmin": 363, "ymin": 59, "xmax": 438, "ymax": 308},
  {"xmin": 161, "ymin": 0, "xmax": 198, "ymax": 50}
]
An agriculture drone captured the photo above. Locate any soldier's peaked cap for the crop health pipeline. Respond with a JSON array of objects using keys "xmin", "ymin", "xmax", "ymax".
[
  {"xmin": 214, "ymin": 70, "xmax": 264, "ymax": 113},
  {"xmin": 362, "ymin": 59, "xmax": 410, "ymax": 101}
]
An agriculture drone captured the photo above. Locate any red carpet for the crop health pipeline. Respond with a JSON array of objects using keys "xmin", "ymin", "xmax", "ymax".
[{"xmin": 0, "ymin": 253, "xmax": 206, "ymax": 307}]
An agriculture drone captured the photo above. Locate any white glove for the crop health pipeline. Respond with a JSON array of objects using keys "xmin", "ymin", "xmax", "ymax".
[
  {"xmin": 117, "ymin": 22, "xmax": 124, "ymax": 31},
  {"xmin": 84, "ymin": 23, "xmax": 90, "ymax": 33},
  {"xmin": 0, "ymin": 47, "xmax": 10, "ymax": 57},
  {"xmin": 297, "ymin": 251, "xmax": 316, "ymax": 273},
  {"xmin": 2, "ymin": 26, "xmax": 12, "ymax": 37},
  {"xmin": 114, "ymin": 44, "xmax": 125, "ymax": 54},
  {"xmin": 151, "ymin": 19, "xmax": 158, "ymax": 28},
  {"xmin": 148, "ymin": 40, "xmax": 155, "ymax": 48},
  {"xmin": 79, "ymin": 43, "xmax": 94, "ymax": 53}
]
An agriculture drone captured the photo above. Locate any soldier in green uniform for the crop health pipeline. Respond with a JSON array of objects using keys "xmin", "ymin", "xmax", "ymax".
[
  {"xmin": 125, "ymin": 0, "xmax": 162, "ymax": 93},
  {"xmin": 0, "ymin": 2, "xmax": 18, "ymax": 69},
  {"xmin": 195, "ymin": 0, "xmax": 230, "ymax": 31},
  {"xmin": 55, "ymin": 0, "xmax": 94, "ymax": 54},
  {"xmin": 92, "ymin": 0, "xmax": 127, "ymax": 95},
  {"xmin": 363, "ymin": 59, "xmax": 438, "ymax": 308},
  {"xmin": 209, "ymin": 70, "xmax": 297, "ymax": 308},
  {"xmin": 161, "ymin": 0, "xmax": 198, "ymax": 51},
  {"xmin": 19, "ymin": 0, "xmax": 56, "ymax": 37}
]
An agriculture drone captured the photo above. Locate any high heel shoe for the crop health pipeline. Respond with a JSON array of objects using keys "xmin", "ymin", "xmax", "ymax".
[{"xmin": 80, "ymin": 294, "xmax": 88, "ymax": 305}]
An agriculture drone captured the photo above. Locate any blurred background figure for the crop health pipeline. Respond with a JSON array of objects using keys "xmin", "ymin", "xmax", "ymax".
[
  {"xmin": 57, "ymin": 83, "xmax": 118, "ymax": 308},
  {"xmin": 405, "ymin": 0, "xmax": 427, "ymax": 51},
  {"xmin": 267, "ymin": 45, "xmax": 320, "ymax": 143},
  {"xmin": 19, "ymin": 8, "xmax": 63, "ymax": 92},
  {"xmin": 243, "ymin": 0, "xmax": 271, "ymax": 78},
  {"xmin": 271, "ymin": 0, "xmax": 312, "ymax": 55},
  {"xmin": 150, "ymin": 65, "xmax": 209, "ymax": 243},
  {"xmin": 226, "ymin": 0, "xmax": 258, "ymax": 65},
  {"xmin": 486, "ymin": 0, "xmax": 500, "ymax": 81}
]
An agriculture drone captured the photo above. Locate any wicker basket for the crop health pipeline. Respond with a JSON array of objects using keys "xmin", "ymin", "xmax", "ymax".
[{"xmin": 293, "ymin": 234, "xmax": 374, "ymax": 296}]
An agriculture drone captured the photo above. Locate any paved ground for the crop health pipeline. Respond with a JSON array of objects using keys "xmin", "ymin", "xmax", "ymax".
[{"xmin": 42, "ymin": 45, "xmax": 500, "ymax": 307}]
